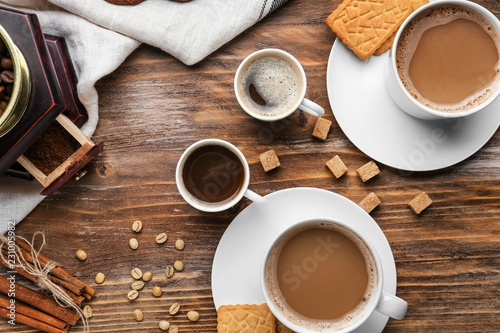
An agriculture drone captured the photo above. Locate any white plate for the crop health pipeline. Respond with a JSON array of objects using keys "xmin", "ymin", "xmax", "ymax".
[
  {"xmin": 326, "ymin": 40, "xmax": 500, "ymax": 172},
  {"xmin": 212, "ymin": 187, "xmax": 397, "ymax": 333}
]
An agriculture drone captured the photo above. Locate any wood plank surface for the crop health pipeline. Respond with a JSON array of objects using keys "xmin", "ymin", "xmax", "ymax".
[{"xmin": 1, "ymin": 0, "xmax": 500, "ymax": 332}]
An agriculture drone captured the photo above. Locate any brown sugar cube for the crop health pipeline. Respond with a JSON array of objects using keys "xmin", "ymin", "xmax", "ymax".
[
  {"xmin": 326, "ymin": 155, "xmax": 348, "ymax": 179},
  {"xmin": 217, "ymin": 304, "xmax": 275, "ymax": 333},
  {"xmin": 359, "ymin": 192, "xmax": 381, "ymax": 213},
  {"xmin": 312, "ymin": 117, "xmax": 332, "ymax": 140},
  {"xmin": 356, "ymin": 161, "xmax": 380, "ymax": 182},
  {"xmin": 260, "ymin": 149, "xmax": 281, "ymax": 172},
  {"xmin": 408, "ymin": 192, "xmax": 432, "ymax": 214}
]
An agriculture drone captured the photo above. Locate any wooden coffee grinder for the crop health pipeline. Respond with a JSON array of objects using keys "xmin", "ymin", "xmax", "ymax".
[{"xmin": 0, "ymin": 7, "xmax": 102, "ymax": 195}]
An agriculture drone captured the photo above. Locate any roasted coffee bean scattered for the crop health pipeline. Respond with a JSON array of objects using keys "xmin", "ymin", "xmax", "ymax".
[
  {"xmin": 95, "ymin": 273, "xmax": 105, "ymax": 284},
  {"xmin": 165, "ymin": 265, "xmax": 174, "ymax": 278},
  {"xmin": 187, "ymin": 310, "xmax": 200, "ymax": 322},
  {"xmin": 131, "ymin": 268, "xmax": 143, "ymax": 280},
  {"xmin": 175, "ymin": 239, "xmax": 185, "ymax": 251},
  {"xmin": 169, "ymin": 303, "xmax": 180, "ymax": 315},
  {"xmin": 152, "ymin": 286, "xmax": 162, "ymax": 297},
  {"xmin": 143, "ymin": 271, "xmax": 153, "ymax": 282},
  {"xmin": 1, "ymin": 58, "xmax": 12, "ymax": 70},
  {"xmin": 132, "ymin": 220, "xmax": 143, "ymax": 233},
  {"xmin": 133, "ymin": 309, "xmax": 143, "ymax": 321},
  {"xmin": 0, "ymin": 70, "xmax": 14, "ymax": 84},
  {"xmin": 159, "ymin": 320, "xmax": 171, "ymax": 330},
  {"xmin": 127, "ymin": 290, "xmax": 139, "ymax": 300},
  {"xmin": 174, "ymin": 260, "xmax": 184, "ymax": 272},
  {"xmin": 75, "ymin": 249, "xmax": 87, "ymax": 261},
  {"xmin": 0, "ymin": 42, "xmax": 13, "ymax": 116}
]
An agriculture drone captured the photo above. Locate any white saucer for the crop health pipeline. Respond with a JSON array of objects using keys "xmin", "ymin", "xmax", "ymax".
[
  {"xmin": 326, "ymin": 40, "xmax": 500, "ymax": 172},
  {"xmin": 212, "ymin": 187, "xmax": 397, "ymax": 333}
]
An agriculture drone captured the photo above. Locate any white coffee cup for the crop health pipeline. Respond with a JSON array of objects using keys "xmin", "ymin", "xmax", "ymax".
[
  {"xmin": 384, "ymin": 0, "xmax": 500, "ymax": 120},
  {"xmin": 175, "ymin": 139, "xmax": 263, "ymax": 212},
  {"xmin": 235, "ymin": 49, "xmax": 324, "ymax": 121},
  {"xmin": 261, "ymin": 217, "xmax": 407, "ymax": 333}
]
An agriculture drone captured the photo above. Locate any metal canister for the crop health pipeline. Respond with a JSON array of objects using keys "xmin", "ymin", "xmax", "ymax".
[{"xmin": 0, "ymin": 24, "xmax": 30, "ymax": 138}]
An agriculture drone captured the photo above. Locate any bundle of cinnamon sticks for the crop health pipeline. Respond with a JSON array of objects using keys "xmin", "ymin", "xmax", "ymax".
[{"xmin": 0, "ymin": 237, "xmax": 95, "ymax": 332}]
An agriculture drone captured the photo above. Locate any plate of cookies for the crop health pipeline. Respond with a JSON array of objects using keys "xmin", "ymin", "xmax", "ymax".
[
  {"xmin": 212, "ymin": 187, "xmax": 398, "ymax": 333},
  {"xmin": 326, "ymin": 0, "xmax": 500, "ymax": 171}
]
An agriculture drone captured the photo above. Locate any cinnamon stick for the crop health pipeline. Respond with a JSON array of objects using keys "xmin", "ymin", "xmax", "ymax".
[
  {"xmin": 14, "ymin": 238, "xmax": 95, "ymax": 298},
  {"xmin": 0, "ymin": 306, "xmax": 68, "ymax": 333},
  {"xmin": 0, "ymin": 264, "xmax": 84, "ymax": 307},
  {"xmin": 49, "ymin": 275, "xmax": 86, "ymax": 299},
  {"xmin": 0, "ymin": 249, "xmax": 85, "ymax": 303},
  {"xmin": 0, "ymin": 296, "xmax": 69, "ymax": 330},
  {"xmin": 0, "ymin": 275, "xmax": 79, "ymax": 326}
]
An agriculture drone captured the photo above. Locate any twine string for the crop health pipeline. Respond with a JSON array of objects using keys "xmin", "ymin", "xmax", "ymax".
[{"xmin": 0, "ymin": 231, "xmax": 89, "ymax": 332}]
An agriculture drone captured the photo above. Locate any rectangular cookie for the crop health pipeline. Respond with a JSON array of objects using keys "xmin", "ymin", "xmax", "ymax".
[
  {"xmin": 327, "ymin": 0, "xmax": 412, "ymax": 60},
  {"xmin": 217, "ymin": 304, "xmax": 276, "ymax": 333}
]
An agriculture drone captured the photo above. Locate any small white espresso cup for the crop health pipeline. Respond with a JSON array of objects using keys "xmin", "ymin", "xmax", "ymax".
[
  {"xmin": 176, "ymin": 139, "xmax": 263, "ymax": 212},
  {"xmin": 261, "ymin": 217, "xmax": 407, "ymax": 333},
  {"xmin": 384, "ymin": 0, "xmax": 500, "ymax": 120},
  {"xmin": 235, "ymin": 49, "xmax": 324, "ymax": 121}
]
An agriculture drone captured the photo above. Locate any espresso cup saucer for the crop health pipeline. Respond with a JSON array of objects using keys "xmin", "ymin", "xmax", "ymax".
[
  {"xmin": 326, "ymin": 39, "xmax": 500, "ymax": 172},
  {"xmin": 212, "ymin": 187, "xmax": 398, "ymax": 333}
]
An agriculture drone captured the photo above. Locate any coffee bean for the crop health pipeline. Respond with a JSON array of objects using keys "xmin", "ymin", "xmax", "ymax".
[
  {"xmin": 142, "ymin": 271, "xmax": 153, "ymax": 282},
  {"xmin": 159, "ymin": 320, "xmax": 170, "ymax": 331},
  {"xmin": 0, "ymin": 101, "xmax": 7, "ymax": 111},
  {"xmin": 131, "ymin": 281, "xmax": 145, "ymax": 290},
  {"xmin": 169, "ymin": 325, "xmax": 178, "ymax": 333},
  {"xmin": 129, "ymin": 238, "xmax": 139, "ymax": 250},
  {"xmin": 168, "ymin": 303, "xmax": 180, "ymax": 315},
  {"xmin": 75, "ymin": 249, "xmax": 87, "ymax": 261},
  {"xmin": 152, "ymin": 286, "xmax": 162, "ymax": 297},
  {"xmin": 83, "ymin": 305, "xmax": 92, "ymax": 319},
  {"xmin": 1, "ymin": 58, "xmax": 12, "ymax": 70},
  {"xmin": 131, "ymin": 268, "xmax": 143, "ymax": 280},
  {"xmin": 156, "ymin": 233, "xmax": 168, "ymax": 244},
  {"xmin": 1, "ymin": 71, "xmax": 14, "ymax": 84},
  {"xmin": 174, "ymin": 260, "xmax": 184, "ymax": 272},
  {"xmin": 165, "ymin": 265, "xmax": 174, "ymax": 278},
  {"xmin": 127, "ymin": 290, "xmax": 139, "ymax": 300},
  {"xmin": 187, "ymin": 310, "xmax": 199, "ymax": 322},
  {"xmin": 175, "ymin": 239, "xmax": 185, "ymax": 251},
  {"xmin": 132, "ymin": 220, "xmax": 142, "ymax": 233},
  {"xmin": 133, "ymin": 309, "xmax": 143, "ymax": 322},
  {"xmin": 95, "ymin": 273, "xmax": 105, "ymax": 284}
]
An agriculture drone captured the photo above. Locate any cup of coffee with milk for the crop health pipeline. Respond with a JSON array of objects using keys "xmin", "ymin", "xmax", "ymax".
[
  {"xmin": 235, "ymin": 49, "xmax": 324, "ymax": 121},
  {"xmin": 385, "ymin": 0, "xmax": 500, "ymax": 119},
  {"xmin": 261, "ymin": 217, "xmax": 407, "ymax": 333}
]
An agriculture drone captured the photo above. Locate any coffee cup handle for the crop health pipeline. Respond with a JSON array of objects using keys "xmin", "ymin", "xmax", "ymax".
[
  {"xmin": 375, "ymin": 292, "xmax": 408, "ymax": 320},
  {"xmin": 298, "ymin": 98, "xmax": 325, "ymax": 117},
  {"xmin": 244, "ymin": 189, "xmax": 266, "ymax": 204}
]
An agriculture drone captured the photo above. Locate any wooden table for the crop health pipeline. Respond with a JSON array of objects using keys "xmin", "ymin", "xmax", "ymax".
[{"xmin": 2, "ymin": 0, "xmax": 500, "ymax": 332}]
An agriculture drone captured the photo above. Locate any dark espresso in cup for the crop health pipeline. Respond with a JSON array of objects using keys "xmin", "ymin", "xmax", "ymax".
[
  {"xmin": 265, "ymin": 222, "xmax": 377, "ymax": 331},
  {"xmin": 396, "ymin": 5, "xmax": 500, "ymax": 112},
  {"xmin": 237, "ymin": 53, "xmax": 303, "ymax": 117},
  {"xmin": 181, "ymin": 144, "xmax": 245, "ymax": 205}
]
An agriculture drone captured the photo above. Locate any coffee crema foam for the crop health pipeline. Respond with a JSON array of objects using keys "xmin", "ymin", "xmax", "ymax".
[
  {"xmin": 238, "ymin": 54, "xmax": 303, "ymax": 117},
  {"xmin": 265, "ymin": 222, "xmax": 378, "ymax": 331},
  {"xmin": 396, "ymin": 5, "xmax": 500, "ymax": 112}
]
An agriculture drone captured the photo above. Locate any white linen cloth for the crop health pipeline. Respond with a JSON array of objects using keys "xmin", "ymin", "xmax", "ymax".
[{"xmin": 0, "ymin": 0, "xmax": 289, "ymax": 234}]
